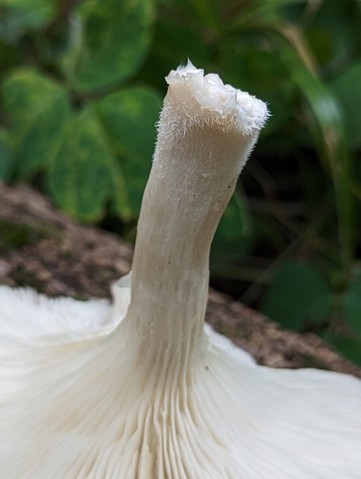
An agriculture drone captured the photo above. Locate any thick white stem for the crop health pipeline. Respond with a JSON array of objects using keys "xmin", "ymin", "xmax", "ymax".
[{"xmin": 123, "ymin": 62, "xmax": 268, "ymax": 363}]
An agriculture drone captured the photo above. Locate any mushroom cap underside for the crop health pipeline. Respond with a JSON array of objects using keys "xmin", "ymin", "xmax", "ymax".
[{"xmin": 0, "ymin": 283, "xmax": 361, "ymax": 478}]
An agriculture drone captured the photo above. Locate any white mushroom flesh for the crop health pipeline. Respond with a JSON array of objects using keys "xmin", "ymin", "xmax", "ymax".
[{"xmin": 0, "ymin": 62, "xmax": 360, "ymax": 478}]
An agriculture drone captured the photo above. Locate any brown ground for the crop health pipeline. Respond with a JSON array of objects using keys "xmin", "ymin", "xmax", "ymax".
[{"xmin": 1, "ymin": 181, "xmax": 360, "ymax": 378}]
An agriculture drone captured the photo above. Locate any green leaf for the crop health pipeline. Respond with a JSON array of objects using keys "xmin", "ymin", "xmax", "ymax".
[
  {"xmin": 270, "ymin": 27, "xmax": 354, "ymax": 272},
  {"xmin": 261, "ymin": 261, "xmax": 333, "ymax": 330},
  {"xmin": 62, "ymin": 0, "xmax": 154, "ymax": 92},
  {"xmin": 2, "ymin": 68, "xmax": 71, "ymax": 177},
  {"xmin": 47, "ymin": 86, "xmax": 160, "ymax": 223},
  {"xmin": 211, "ymin": 194, "xmax": 252, "ymax": 276},
  {"xmin": 0, "ymin": 38, "xmax": 20, "ymax": 71},
  {"xmin": 47, "ymin": 107, "xmax": 115, "ymax": 221},
  {"xmin": 95, "ymin": 86, "xmax": 161, "ymax": 220},
  {"xmin": 0, "ymin": 0, "xmax": 56, "ymax": 41},
  {"xmin": 343, "ymin": 274, "xmax": 361, "ymax": 340},
  {"xmin": 331, "ymin": 62, "xmax": 361, "ymax": 149},
  {"xmin": 226, "ymin": 0, "xmax": 305, "ymax": 30},
  {"xmin": 149, "ymin": 20, "xmax": 211, "ymax": 76},
  {"xmin": 173, "ymin": 0, "xmax": 220, "ymax": 34},
  {"xmin": 323, "ymin": 332, "xmax": 361, "ymax": 367},
  {"xmin": 272, "ymin": 29, "xmax": 346, "ymax": 154},
  {"xmin": 0, "ymin": 129, "xmax": 13, "ymax": 181}
]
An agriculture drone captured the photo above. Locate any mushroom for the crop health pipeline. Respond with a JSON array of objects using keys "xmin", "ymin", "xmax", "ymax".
[{"xmin": 1, "ymin": 61, "xmax": 361, "ymax": 478}]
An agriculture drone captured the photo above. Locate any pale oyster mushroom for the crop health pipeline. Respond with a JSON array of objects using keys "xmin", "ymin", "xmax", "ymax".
[{"xmin": 0, "ymin": 62, "xmax": 361, "ymax": 478}]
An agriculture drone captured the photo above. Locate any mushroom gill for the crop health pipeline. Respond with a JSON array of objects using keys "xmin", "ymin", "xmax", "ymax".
[{"xmin": 0, "ymin": 62, "xmax": 360, "ymax": 478}]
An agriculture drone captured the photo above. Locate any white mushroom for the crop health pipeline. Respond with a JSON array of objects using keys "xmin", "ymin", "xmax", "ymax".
[{"xmin": 0, "ymin": 61, "xmax": 361, "ymax": 478}]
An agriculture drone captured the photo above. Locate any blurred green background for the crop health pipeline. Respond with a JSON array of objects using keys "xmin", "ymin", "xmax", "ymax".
[{"xmin": 1, "ymin": 0, "xmax": 361, "ymax": 365}]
